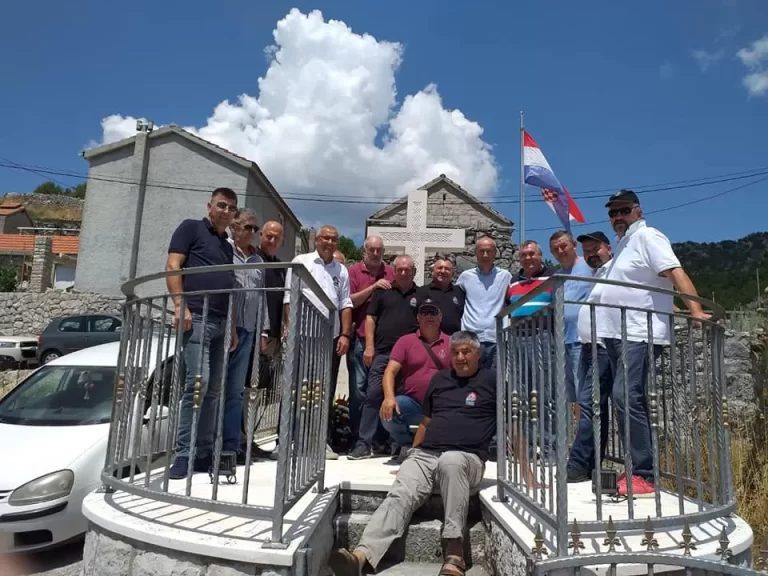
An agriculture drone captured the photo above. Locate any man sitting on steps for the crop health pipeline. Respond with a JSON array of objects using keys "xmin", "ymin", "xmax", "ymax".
[{"xmin": 329, "ymin": 331, "xmax": 496, "ymax": 576}]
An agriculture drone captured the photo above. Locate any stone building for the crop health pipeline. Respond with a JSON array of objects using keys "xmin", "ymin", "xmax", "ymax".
[
  {"xmin": 365, "ymin": 175, "xmax": 516, "ymax": 280},
  {"xmin": 76, "ymin": 124, "xmax": 305, "ymax": 298}
]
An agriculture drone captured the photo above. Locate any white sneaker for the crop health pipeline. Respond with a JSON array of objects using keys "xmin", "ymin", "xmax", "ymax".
[{"xmin": 326, "ymin": 444, "xmax": 339, "ymax": 460}]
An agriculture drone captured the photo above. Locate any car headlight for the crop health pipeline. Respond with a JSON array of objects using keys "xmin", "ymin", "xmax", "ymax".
[{"xmin": 9, "ymin": 470, "xmax": 74, "ymax": 506}]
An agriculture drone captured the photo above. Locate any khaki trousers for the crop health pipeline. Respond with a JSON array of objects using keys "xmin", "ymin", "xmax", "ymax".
[{"xmin": 356, "ymin": 448, "xmax": 484, "ymax": 570}]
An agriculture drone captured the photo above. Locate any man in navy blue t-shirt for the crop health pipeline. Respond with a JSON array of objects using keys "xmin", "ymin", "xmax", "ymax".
[{"xmin": 166, "ymin": 187, "xmax": 239, "ymax": 479}]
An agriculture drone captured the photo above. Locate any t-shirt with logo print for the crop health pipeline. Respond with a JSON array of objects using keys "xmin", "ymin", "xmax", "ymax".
[{"xmin": 419, "ymin": 368, "xmax": 497, "ymax": 461}]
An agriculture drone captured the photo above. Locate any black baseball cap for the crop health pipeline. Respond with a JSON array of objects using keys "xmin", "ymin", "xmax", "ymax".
[
  {"xmin": 605, "ymin": 189, "xmax": 640, "ymax": 207},
  {"xmin": 577, "ymin": 231, "xmax": 611, "ymax": 245},
  {"xmin": 417, "ymin": 296, "xmax": 440, "ymax": 314}
]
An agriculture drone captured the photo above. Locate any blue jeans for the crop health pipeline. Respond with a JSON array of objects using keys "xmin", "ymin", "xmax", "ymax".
[
  {"xmin": 568, "ymin": 344, "xmax": 612, "ymax": 473},
  {"xmin": 346, "ymin": 336, "xmax": 369, "ymax": 442},
  {"xmin": 380, "ymin": 395, "xmax": 422, "ymax": 448},
  {"xmin": 565, "ymin": 342, "xmax": 582, "ymax": 403},
  {"xmin": 480, "ymin": 342, "xmax": 497, "ymax": 371},
  {"xmin": 355, "ymin": 353, "xmax": 390, "ymax": 450},
  {"xmin": 223, "ymin": 328, "xmax": 255, "ymax": 452},
  {"xmin": 176, "ymin": 314, "xmax": 228, "ymax": 459},
  {"xmin": 604, "ymin": 338, "xmax": 659, "ymax": 481}
]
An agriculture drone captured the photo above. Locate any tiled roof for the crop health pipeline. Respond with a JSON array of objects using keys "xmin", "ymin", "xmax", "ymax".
[
  {"xmin": 0, "ymin": 202, "xmax": 25, "ymax": 216},
  {"xmin": 0, "ymin": 234, "xmax": 79, "ymax": 255}
]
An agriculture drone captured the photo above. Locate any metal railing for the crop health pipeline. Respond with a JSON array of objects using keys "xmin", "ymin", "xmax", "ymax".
[
  {"xmin": 99, "ymin": 262, "xmax": 336, "ymax": 546},
  {"xmin": 495, "ymin": 275, "xmax": 734, "ymax": 558}
]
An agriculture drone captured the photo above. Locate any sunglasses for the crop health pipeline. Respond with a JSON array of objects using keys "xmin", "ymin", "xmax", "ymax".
[
  {"xmin": 240, "ymin": 224, "xmax": 258, "ymax": 233},
  {"xmin": 419, "ymin": 309, "xmax": 440, "ymax": 316},
  {"xmin": 608, "ymin": 206, "xmax": 634, "ymax": 218},
  {"xmin": 215, "ymin": 201, "xmax": 237, "ymax": 213}
]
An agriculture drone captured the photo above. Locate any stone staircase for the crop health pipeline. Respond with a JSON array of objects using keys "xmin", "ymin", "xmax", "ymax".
[{"xmin": 332, "ymin": 489, "xmax": 491, "ymax": 575}]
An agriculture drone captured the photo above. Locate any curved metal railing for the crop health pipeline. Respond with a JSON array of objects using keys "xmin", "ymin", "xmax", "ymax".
[
  {"xmin": 494, "ymin": 275, "xmax": 734, "ymax": 557},
  {"xmin": 100, "ymin": 262, "xmax": 336, "ymax": 546}
]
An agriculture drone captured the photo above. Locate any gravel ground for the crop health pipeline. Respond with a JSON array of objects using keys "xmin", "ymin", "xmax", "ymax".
[{"xmin": 0, "ymin": 540, "xmax": 83, "ymax": 576}]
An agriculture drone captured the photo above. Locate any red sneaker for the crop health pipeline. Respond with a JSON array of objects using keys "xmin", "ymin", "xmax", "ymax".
[{"xmin": 618, "ymin": 475, "xmax": 655, "ymax": 498}]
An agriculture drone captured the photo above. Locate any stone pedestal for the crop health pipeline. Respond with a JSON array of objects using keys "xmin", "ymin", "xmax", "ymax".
[{"xmin": 29, "ymin": 236, "xmax": 53, "ymax": 293}]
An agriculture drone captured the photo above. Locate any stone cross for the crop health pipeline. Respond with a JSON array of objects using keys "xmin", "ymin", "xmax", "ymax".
[{"xmin": 368, "ymin": 189, "xmax": 465, "ymax": 285}]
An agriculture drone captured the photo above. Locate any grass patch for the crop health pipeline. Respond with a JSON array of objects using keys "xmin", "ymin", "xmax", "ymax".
[{"xmin": 25, "ymin": 205, "xmax": 82, "ymax": 222}]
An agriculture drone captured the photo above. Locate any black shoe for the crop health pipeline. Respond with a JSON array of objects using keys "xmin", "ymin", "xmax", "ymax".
[
  {"xmin": 347, "ymin": 444, "xmax": 372, "ymax": 460},
  {"xmin": 251, "ymin": 446, "xmax": 273, "ymax": 460},
  {"xmin": 169, "ymin": 457, "xmax": 189, "ymax": 480},
  {"xmin": 567, "ymin": 466, "xmax": 590, "ymax": 483}
]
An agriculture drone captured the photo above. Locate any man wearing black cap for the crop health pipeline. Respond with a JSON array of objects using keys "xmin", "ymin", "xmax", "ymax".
[
  {"xmin": 379, "ymin": 296, "xmax": 451, "ymax": 461},
  {"xmin": 585, "ymin": 190, "xmax": 708, "ymax": 497},
  {"xmin": 568, "ymin": 231, "xmax": 613, "ymax": 482}
]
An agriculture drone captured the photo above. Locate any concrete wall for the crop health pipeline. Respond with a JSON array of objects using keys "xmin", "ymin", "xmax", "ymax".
[
  {"xmin": 75, "ymin": 144, "xmax": 137, "ymax": 296},
  {"xmin": 133, "ymin": 133, "xmax": 250, "ymax": 298}
]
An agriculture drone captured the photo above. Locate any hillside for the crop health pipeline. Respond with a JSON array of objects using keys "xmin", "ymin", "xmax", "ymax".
[
  {"xmin": 673, "ymin": 232, "xmax": 768, "ymax": 310},
  {"xmin": 2, "ymin": 192, "xmax": 83, "ymax": 222}
]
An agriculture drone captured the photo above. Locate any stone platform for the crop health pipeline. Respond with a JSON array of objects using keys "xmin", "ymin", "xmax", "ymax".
[{"xmin": 80, "ymin": 446, "xmax": 754, "ymax": 576}]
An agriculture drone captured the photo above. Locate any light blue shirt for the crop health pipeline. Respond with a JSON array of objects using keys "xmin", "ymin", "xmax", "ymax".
[
  {"xmin": 457, "ymin": 266, "xmax": 512, "ymax": 343},
  {"xmin": 557, "ymin": 256, "xmax": 594, "ymax": 344}
]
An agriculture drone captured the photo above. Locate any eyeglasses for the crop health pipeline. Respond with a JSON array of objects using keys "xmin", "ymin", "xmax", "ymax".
[
  {"xmin": 608, "ymin": 206, "xmax": 634, "ymax": 218},
  {"xmin": 317, "ymin": 236, "xmax": 339, "ymax": 243},
  {"xmin": 215, "ymin": 201, "xmax": 237, "ymax": 213},
  {"xmin": 240, "ymin": 224, "xmax": 258, "ymax": 233}
]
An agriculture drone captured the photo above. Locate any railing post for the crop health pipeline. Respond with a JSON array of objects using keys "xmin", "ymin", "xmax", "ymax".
[
  {"xmin": 495, "ymin": 316, "xmax": 507, "ymax": 503},
  {"xmin": 316, "ymin": 311, "xmax": 334, "ymax": 494},
  {"xmin": 269, "ymin": 272, "xmax": 302, "ymax": 547},
  {"xmin": 551, "ymin": 277, "xmax": 568, "ymax": 556}
]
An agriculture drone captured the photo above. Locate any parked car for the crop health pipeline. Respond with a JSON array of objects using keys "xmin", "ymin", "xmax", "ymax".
[
  {"xmin": 0, "ymin": 335, "xmax": 38, "ymax": 369},
  {"xmin": 36, "ymin": 314, "xmax": 123, "ymax": 365},
  {"xmin": 0, "ymin": 339, "xmax": 173, "ymax": 553}
]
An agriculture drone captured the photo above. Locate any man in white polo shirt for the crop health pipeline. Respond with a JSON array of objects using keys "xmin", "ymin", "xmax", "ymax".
[
  {"xmin": 283, "ymin": 225, "xmax": 353, "ymax": 460},
  {"xmin": 588, "ymin": 190, "xmax": 708, "ymax": 497}
]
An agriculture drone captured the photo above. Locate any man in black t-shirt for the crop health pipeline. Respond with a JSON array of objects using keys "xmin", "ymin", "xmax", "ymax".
[
  {"xmin": 329, "ymin": 331, "xmax": 495, "ymax": 576},
  {"xmin": 348, "ymin": 254, "xmax": 419, "ymax": 460}
]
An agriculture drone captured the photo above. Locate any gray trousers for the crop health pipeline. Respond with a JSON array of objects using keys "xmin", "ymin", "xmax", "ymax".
[{"xmin": 357, "ymin": 448, "xmax": 485, "ymax": 569}]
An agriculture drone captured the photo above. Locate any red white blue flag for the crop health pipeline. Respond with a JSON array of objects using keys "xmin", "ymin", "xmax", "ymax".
[{"xmin": 523, "ymin": 130, "xmax": 585, "ymax": 232}]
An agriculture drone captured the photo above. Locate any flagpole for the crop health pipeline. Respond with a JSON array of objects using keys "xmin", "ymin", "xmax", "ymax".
[{"xmin": 520, "ymin": 110, "xmax": 525, "ymax": 246}]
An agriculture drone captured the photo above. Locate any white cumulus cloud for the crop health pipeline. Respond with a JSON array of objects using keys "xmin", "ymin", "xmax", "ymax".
[
  {"xmin": 736, "ymin": 35, "xmax": 768, "ymax": 97},
  {"xmin": 97, "ymin": 9, "xmax": 498, "ymax": 234}
]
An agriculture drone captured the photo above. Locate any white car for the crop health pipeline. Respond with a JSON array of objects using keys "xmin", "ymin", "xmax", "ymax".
[
  {"xmin": 0, "ymin": 339, "xmax": 173, "ymax": 554},
  {"xmin": 0, "ymin": 335, "xmax": 38, "ymax": 368}
]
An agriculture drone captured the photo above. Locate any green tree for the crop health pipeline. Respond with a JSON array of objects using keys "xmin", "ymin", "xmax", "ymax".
[
  {"xmin": 33, "ymin": 181, "xmax": 65, "ymax": 195},
  {"xmin": 69, "ymin": 183, "xmax": 86, "ymax": 198},
  {"xmin": 337, "ymin": 236, "xmax": 363, "ymax": 263},
  {"xmin": 0, "ymin": 265, "xmax": 17, "ymax": 292}
]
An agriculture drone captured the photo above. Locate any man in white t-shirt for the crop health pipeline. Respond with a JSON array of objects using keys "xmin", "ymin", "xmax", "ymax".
[
  {"xmin": 284, "ymin": 225, "xmax": 353, "ymax": 460},
  {"xmin": 587, "ymin": 190, "xmax": 708, "ymax": 497},
  {"xmin": 567, "ymin": 231, "xmax": 614, "ymax": 483}
]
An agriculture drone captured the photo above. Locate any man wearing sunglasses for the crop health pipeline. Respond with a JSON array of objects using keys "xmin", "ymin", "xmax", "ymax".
[
  {"xmin": 166, "ymin": 187, "xmax": 240, "ymax": 479},
  {"xmin": 588, "ymin": 189, "xmax": 708, "ymax": 497}
]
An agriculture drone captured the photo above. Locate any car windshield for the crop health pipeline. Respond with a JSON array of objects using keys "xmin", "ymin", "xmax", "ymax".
[{"xmin": 0, "ymin": 365, "xmax": 116, "ymax": 426}]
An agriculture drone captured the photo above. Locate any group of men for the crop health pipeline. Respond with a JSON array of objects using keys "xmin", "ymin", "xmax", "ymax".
[{"xmin": 161, "ymin": 184, "xmax": 705, "ymax": 575}]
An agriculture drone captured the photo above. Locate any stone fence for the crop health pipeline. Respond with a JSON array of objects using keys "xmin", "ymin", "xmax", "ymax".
[{"xmin": 0, "ymin": 289, "xmax": 124, "ymax": 336}]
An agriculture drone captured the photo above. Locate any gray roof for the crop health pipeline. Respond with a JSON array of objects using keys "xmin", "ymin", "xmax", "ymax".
[
  {"xmin": 82, "ymin": 125, "xmax": 302, "ymax": 230},
  {"xmin": 367, "ymin": 174, "xmax": 513, "ymax": 226}
]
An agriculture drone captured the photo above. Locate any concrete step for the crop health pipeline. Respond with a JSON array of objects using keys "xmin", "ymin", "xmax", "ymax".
[
  {"xmin": 374, "ymin": 561, "xmax": 491, "ymax": 575},
  {"xmin": 333, "ymin": 511, "xmax": 487, "ymax": 566},
  {"xmin": 339, "ymin": 490, "xmax": 483, "ymax": 522}
]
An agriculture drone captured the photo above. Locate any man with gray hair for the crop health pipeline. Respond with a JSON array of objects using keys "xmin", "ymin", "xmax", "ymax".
[
  {"xmin": 348, "ymin": 254, "xmax": 418, "ymax": 460},
  {"xmin": 222, "ymin": 208, "xmax": 268, "ymax": 463},
  {"xmin": 329, "ymin": 331, "xmax": 496, "ymax": 576}
]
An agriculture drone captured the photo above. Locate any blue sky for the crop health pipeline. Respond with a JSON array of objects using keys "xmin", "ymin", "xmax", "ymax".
[{"xmin": 1, "ymin": 0, "xmax": 767, "ymax": 252}]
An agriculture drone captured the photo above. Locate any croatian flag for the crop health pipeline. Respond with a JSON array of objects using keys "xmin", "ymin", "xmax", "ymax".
[{"xmin": 523, "ymin": 130, "xmax": 585, "ymax": 232}]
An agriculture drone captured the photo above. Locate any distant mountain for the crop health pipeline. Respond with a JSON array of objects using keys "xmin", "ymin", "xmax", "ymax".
[{"xmin": 673, "ymin": 232, "xmax": 768, "ymax": 310}]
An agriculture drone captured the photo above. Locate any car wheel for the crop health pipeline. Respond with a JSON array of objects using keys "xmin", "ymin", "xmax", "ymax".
[{"xmin": 42, "ymin": 350, "xmax": 61, "ymax": 364}]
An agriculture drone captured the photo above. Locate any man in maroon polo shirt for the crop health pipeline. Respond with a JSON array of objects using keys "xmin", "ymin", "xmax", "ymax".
[
  {"xmin": 346, "ymin": 235, "xmax": 395, "ymax": 443},
  {"xmin": 379, "ymin": 296, "xmax": 450, "ymax": 462}
]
